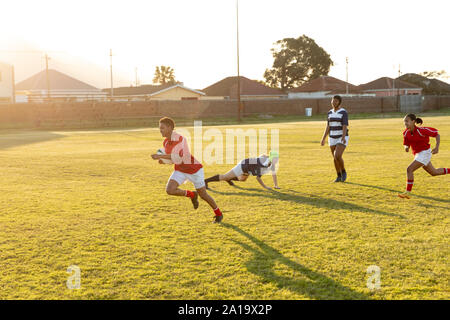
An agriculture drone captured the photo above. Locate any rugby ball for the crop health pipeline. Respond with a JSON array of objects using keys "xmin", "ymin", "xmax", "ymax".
[{"xmin": 157, "ymin": 148, "xmax": 173, "ymax": 164}]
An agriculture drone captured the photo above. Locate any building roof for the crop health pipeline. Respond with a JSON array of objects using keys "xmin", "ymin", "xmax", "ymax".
[
  {"xmin": 202, "ymin": 76, "xmax": 284, "ymax": 97},
  {"xmin": 289, "ymin": 76, "xmax": 359, "ymax": 93},
  {"xmin": 15, "ymin": 69, "xmax": 100, "ymax": 91},
  {"xmin": 102, "ymin": 83, "xmax": 205, "ymax": 96},
  {"xmin": 397, "ymin": 73, "xmax": 450, "ymax": 95},
  {"xmin": 358, "ymin": 77, "xmax": 421, "ymax": 91}
]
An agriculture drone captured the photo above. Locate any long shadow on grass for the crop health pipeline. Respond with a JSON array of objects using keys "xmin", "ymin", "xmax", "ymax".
[
  {"xmin": 0, "ymin": 131, "xmax": 63, "ymax": 150},
  {"xmin": 222, "ymin": 223, "xmax": 370, "ymax": 300},
  {"xmin": 346, "ymin": 182, "xmax": 450, "ymax": 203},
  {"xmin": 209, "ymin": 185, "xmax": 404, "ymax": 218}
]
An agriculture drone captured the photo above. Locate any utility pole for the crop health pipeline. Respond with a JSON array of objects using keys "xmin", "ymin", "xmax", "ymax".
[
  {"xmin": 45, "ymin": 53, "xmax": 51, "ymax": 102},
  {"xmin": 11, "ymin": 65, "xmax": 15, "ymax": 104},
  {"xmin": 345, "ymin": 57, "xmax": 349, "ymax": 95},
  {"xmin": 392, "ymin": 64, "xmax": 396, "ymax": 97},
  {"xmin": 135, "ymin": 67, "xmax": 139, "ymax": 87},
  {"xmin": 236, "ymin": 0, "xmax": 241, "ymax": 122},
  {"xmin": 110, "ymin": 49, "xmax": 114, "ymax": 100}
]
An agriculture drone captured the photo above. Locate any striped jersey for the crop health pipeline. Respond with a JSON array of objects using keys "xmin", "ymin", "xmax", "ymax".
[
  {"xmin": 240, "ymin": 156, "xmax": 273, "ymax": 178},
  {"xmin": 403, "ymin": 126, "xmax": 438, "ymax": 155},
  {"xmin": 327, "ymin": 108, "xmax": 349, "ymax": 139}
]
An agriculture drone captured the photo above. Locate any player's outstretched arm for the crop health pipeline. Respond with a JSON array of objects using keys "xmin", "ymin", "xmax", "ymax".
[
  {"xmin": 151, "ymin": 154, "xmax": 172, "ymax": 160},
  {"xmin": 256, "ymin": 176, "xmax": 271, "ymax": 190},
  {"xmin": 272, "ymin": 173, "xmax": 280, "ymax": 189}
]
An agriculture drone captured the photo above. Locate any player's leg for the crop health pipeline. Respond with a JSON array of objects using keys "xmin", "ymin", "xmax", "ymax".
[
  {"xmin": 204, "ymin": 166, "xmax": 241, "ymax": 188},
  {"xmin": 166, "ymin": 172, "xmax": 199, "ymax": 209},
  {"xmin": 334, "ymin": 143, "xmax": 347, "ymax": 182},
  {"xmin": 238, "ymin": 174, "xmax": 249, "ymax": 181},
  {"xmin": 196, "ymin": 187, "xmax": 223, "ymax": 223},
  {"xmin": 191, "ymin": 169, "xmax": 223, "ymax": 223},
  {"xmin": 398, "ymin": 160, "xmax": 423, "ymax": 199},
  {"xmin": 329, "ymin": 145, "xmax": 341, "ymax": 182},
  {"xmin": 422, "ymin": 162, "xmax": 450, "ymax": 176}
]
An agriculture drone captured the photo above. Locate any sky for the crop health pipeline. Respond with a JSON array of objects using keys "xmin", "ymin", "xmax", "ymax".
[{"xmin": 1, "ymin": 0, "xmax": 449, "ymax": 89}]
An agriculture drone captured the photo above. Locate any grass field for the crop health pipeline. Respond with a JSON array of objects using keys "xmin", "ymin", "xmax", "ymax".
[{"xmin": 0, "ymin": 115, "xmax": 448, "ymax": 300}]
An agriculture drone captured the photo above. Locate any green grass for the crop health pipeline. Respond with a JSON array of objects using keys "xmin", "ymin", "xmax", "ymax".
[
  {"xmin": 0, "ymin": 116, "xmax": 448, "ymax": 299},
  {"xmin": 2, "ymin": 107, "xmax": 449, "ymax": 131}
]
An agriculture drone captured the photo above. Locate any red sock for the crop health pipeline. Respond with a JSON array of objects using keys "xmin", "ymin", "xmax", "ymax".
[
  {"xmin": 406, "ymin": 179, "xmax": 414, "ymax": 192},
  {"xmin": 185, "ymin": 190, "xmax": 195, "ymax": 199},
  {"xmin": 213, "ymin": 207, "xmax": 222, "ymax": 217},
  {"xmin": 444, "ymin": 168, "xmax": 450, "ymax": 175}
]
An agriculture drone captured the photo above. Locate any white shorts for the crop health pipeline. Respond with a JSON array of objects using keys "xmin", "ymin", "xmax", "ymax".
[
  {"xmin": 329, "ymin": 136, "xmax": 349, "ymax": 147},
  {"xmin": 231, "ymin": 162, "xmax": 244, "ymax": 177},
  {"xmin": 414, "ymin": 148, "xmax": 432, "ymax": 166},
  {"xmin": 168, "ymin": 168, "xmax": 205, "ymax": 189}
]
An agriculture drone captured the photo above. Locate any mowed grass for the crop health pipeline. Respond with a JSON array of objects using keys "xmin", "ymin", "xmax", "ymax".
[{"xmin": 0, "ymin": 116, "xmax": 448, "ymax": 300}]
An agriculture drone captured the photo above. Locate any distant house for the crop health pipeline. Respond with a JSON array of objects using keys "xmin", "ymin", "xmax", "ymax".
[
  {"xmin": 15, "ymin": 69, "xmax": 106, "ymax": 102},
  {"xmin": 0, "ymin": 62, "xmax": 15, "ymax": 103},
  {"xmin": 102, "ymin": 83, "xmax": 205, "ymax": 101},
  {"xmin": 397, "ymin": 73, "xmax": 450, "ymax": 95},
  {"xmin": 288, "ymin": 76, "xmax": 368, "ymax": 99},
  {"xmin": 202, "ymin": 76, "xmax": 286, "ymax": 100},
  {"xmin": 358, "ymin": 77, "xmax": 422, "ymax": 97}
]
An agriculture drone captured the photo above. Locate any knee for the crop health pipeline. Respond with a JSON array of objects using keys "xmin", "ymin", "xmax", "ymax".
[
  {"xmin": 197, "ymin": 189, "xmax": 208, "ymax": 199},
  {"xmin": 406, "ymin": 167, "xmax": 414, "ymax": 175},
  {"xmin": 166, "ymin": 186, "xmax": 176, "ymax": 195},
  {"xmin": 334, "ymin": 154, "xmax": 342, "ymax": 161},
  {"xmin": 429, "ymin": 170, "xmax": 438, "ymax": 176}
]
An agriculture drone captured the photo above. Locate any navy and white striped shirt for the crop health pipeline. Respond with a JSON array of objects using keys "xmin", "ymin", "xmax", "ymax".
[
  {"xmin": 327, "ymin": 108, "xmax": 349, "ymax": 139},
  {"xmin": 240, "ymin": 156, "xmax": 273, "ymax": 178}
]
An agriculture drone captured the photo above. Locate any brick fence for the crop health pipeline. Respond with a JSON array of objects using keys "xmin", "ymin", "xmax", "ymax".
[{"xmin": 0, "ymin": 95, "xmax": 449, "ymax": 129}]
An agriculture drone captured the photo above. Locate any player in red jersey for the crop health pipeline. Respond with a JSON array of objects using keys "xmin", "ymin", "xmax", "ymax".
[
  {"xmin": 398, "ymin": 114, "xmax": 449, "ymax": 199},
  {"xmin": 151, "ymin": 117, "xmax": 223, "ymax": 223}
]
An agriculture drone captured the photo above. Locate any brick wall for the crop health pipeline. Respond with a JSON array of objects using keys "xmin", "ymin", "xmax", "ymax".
[{"xmin": 0, "ymin": 96, "xmax": 448, "ymax": 129}]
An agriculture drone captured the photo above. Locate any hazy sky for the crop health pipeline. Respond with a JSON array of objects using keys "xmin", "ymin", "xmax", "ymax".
[{"xmin": 1, "ymin": 0, "xmax": 449, "ymax": 89}]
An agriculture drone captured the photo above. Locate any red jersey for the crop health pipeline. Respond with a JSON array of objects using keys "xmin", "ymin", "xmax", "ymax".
[
  {"xmin": 163, "ymin": 132, "xmax": 202, "ymax": 174},
  {"xmin": 403, "ymin": 126, "xmax": 438, "ymax": 155}
]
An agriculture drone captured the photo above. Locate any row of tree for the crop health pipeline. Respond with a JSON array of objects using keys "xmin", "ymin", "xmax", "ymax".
[
  {"xmin": 152, "ymin": 35, "xmax": 333, "ymax": 89},
  {"xmin": 152, "ymin": 35, "xmax": 448, "ymax": 93}
]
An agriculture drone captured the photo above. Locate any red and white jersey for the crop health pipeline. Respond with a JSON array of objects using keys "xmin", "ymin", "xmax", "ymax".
[
  {"xmin": 403, "ymin": 126, "xmax": 438, "ymax": 155},
  {"xmin": 163, "ymin": 131, "xmax": 202, "ymax": 174}
]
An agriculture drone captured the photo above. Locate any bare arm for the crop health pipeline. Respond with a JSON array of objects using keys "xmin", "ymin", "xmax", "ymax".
[
  {"xmin": 321, "ymin": 123, "xmax": 330, "ymax": 146},
  {"xmin": 272, "ymin": 173, "xmax": 279, "ymax": 189},
  {"xmin": 341, "ymin": 125, "xmax": 348, "ymax": 143},
  {"xmin": 256, "ymin": 176, "xmax": 271, "ymax": 190},
  {"xmin": 432, "ymin": 134, "xmax": 440, "ymax": 154},
  {"xmin": 151, "ymin": 153, "xmax": 172, "ymax": 160}
]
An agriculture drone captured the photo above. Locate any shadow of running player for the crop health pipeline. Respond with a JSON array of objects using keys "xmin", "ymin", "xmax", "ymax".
[
  {"xmin": 208, "ymin": 185, "xmax": 405, "ymax": 219},
  {"xmin": 222, "ymin": 223, "xmax": 370, "ymax": 300},
  {"xmin": 345, "ymin": 182, "xmax": 450, "ymax": 204}
]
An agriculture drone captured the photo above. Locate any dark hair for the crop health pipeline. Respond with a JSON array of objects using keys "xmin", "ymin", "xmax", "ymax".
[
  {"xmin": 159, "ymin": 117, "xmax": 175, "ymax": 129},
  {"xmin": 405, "ymin": 113, "xmax": 423, "ymax": 125},
  {"xmin": 333, "ymin": 95, "xmax": 342, "ymax": 106}
]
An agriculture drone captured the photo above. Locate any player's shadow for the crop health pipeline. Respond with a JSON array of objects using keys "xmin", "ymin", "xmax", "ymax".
[
  {"xmin": 346, "ymin": 182, "xmax": 450, "ymax": 203},
  {"xmin": 0, "ymin": 131, "xmax": 63, "ymax": 150},
  {"xmin": 222, "ymin": 223, "xmax": 370, "ymax": 300},
  {"xmin": 209, "ymin": 185, "xmax": 404, "ymax": 218}
]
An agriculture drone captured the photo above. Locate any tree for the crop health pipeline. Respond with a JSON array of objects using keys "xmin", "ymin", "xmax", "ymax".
[
  {"xmin": 153, "ymin": 66, "xmax": 176, "ymax": 85},
  {"xmin": 419, "ymin": 70, "xmax": 448, "ymax": 80},
  {"xmin": 263, "ymin": 35, "xmax": 333, "ymax": 91}
]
